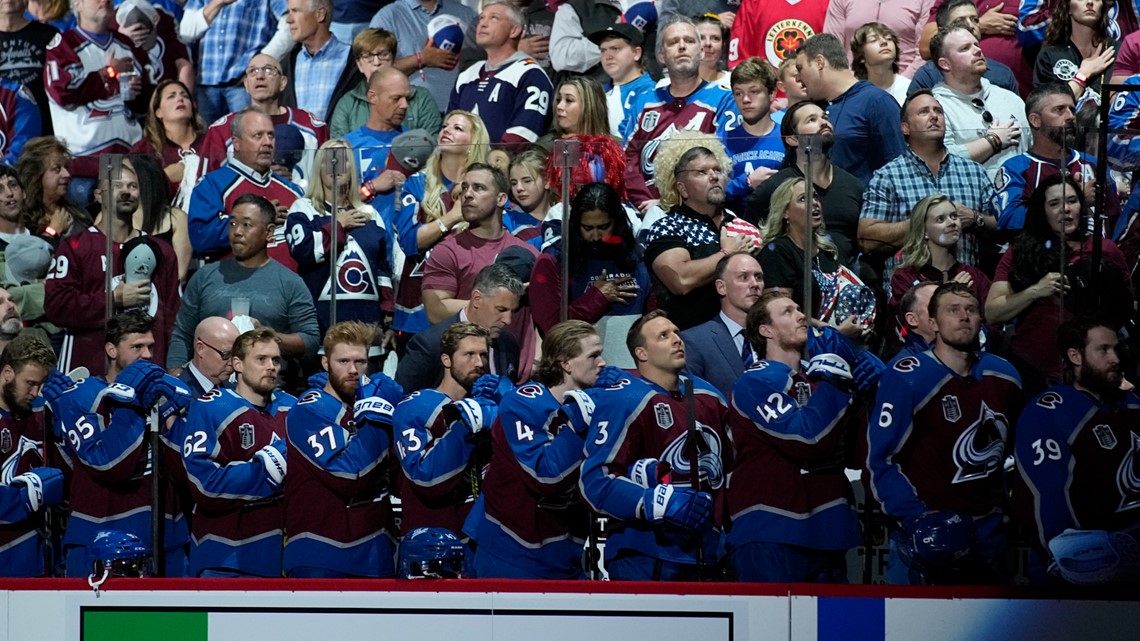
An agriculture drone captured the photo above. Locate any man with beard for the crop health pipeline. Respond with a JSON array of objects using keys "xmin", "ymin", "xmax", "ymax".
[
  {"xmin": 994, "ymin": 83, "xmax": 1120, "ymax": 231},
  {"xmin": 680, "ymin": 252, "xmax": 764, "ymax": 399},
  {"xmin": 1013, "ymin": 318, "xmax": 1140, "ymax": 585},
  {"xmin": 860, "ymin": 89, "xmax": 997, "ymax": 286},
  {"xmin": 284, "ymin": 320, "xmax": 404, "ymax": 577},
  {"xmin": 392, "ymin": 322, "xmax": 495, "ymax": 539},
  {"xmin": 622, "ymin": 15, "xmax": 735, "ymax": 212},
  {"xmin": 44, "ymin": 161, "xmax": 180, "ymax": 377},
  {"xmin": 174, "ymin": 328, "xmax": 294, "ymax": 577},
  {"xmin": 868, "ymin": 282, "xmax": 1024, "ymax": 584},
  {"xmin": 0, "ymin": 287, "xmax": 24, "ymax": 353},
  {"xmin": 0, "ymin": 334, "xmax": 64, "ymax": 576},
  {"xmin": 643, "ymin": 147, "xmax": 753, "ymax": 331},
  {"xmin": 475, "ymin": 319, "xmax": 622, "ymax": 579},
  {"xmin": 718, "ymin": 57, "xmax": 784, "ymax": 214},
  {"xmin": 579, "ymin": 311, "xmax": 731, "ymax": 581},
  {"xmin": 727, "ymin": 291, "xmax": 880, "ymax": 582}
]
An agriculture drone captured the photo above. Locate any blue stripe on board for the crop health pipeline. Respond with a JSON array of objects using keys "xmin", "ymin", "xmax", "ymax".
[{"xmin": 818, "ymin": 597, "xmax": 885, "ymax": 641}]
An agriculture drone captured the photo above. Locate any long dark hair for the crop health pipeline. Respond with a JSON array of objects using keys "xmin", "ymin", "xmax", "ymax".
[
  {"xmin": 1008, "ymin": 174, "xmax": 1086, "ymax": 292},
  {"xmin": 568, "ymin": 182, "xmax": 637, "ymax": 275},
  {"xmin": 1044, "ymin": 0, "xmax": 1114, "ymax": 47},
  {"xmin": 128, "ymin": 153, "xmax": 171, "ymax": 235}
]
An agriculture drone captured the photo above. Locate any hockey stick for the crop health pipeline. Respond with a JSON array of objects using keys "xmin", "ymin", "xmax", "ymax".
[
  {"xmin": 41, "ymin": 402, "xmax": 56, "ymax": 577},
  {"xmin": 150, "ymin": 408, "xmax": 165, "ymax": 577},
  {"xmin": 683, "ymin": 377, "xmax": 705, "ymax": 579}
]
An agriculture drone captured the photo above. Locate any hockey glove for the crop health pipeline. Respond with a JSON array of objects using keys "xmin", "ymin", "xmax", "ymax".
[
  {"xmin": 354, "ymin": 374, "xmax": 401, "ymax": 429},
  {"xmin": 450, "ymin": 397, "xmax": 499, "ymax": 434},
  {"xmin": 153, "ymin": 375, "xmax": 194, "ymax": 421},
  {"xmin": 806, "ymin": 324, "xmax": 860, "ymax": 365},
  {"xmin": 852, "ymin": 350, "xmax": 887, "ymax": 393},
  {"xmin": 561, "ymin": 388, "xmax": 595, "ymax": 437},
  {"xmin": 307, "ymin": 372, "xmax": 328, "ymax": 390},
  {"xmin": 41, "ymin": 369, "xmax": 74, "ymax": 411},
  {"xmin": 11, "ymin": 467, "xmax": 64, "ymax": 512},
  {"xmin": 594, "ymin": 366, "xmax": 626, "ymax": 389},
  {"xmin": 643, "ymin": 484, "xmax": 713, "ymax": 531},
  {"xmin": 805, "ymin": 353, "xmax": 854, "ymax": 389},
  {"xmin": 112, "ymin": 361, "xmax": 166, "ymax": 407},
  {"xmin": 356, "ymin": 373, "xmax": 404, "ymax": 406},
  {"xmin": 629, "ymin": 458, "xmax": 671, "ymax": 488},
  {"xmin": 254, "ymin": 440, "xmax": 288, "ymax": 487},
  {"xmin": 471, "ymin": 374, "xmax": 515, "ymax": 403}
]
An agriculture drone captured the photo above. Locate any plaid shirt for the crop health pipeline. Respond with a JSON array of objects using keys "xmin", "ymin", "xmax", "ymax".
[
  {"xmin": 861, "ymin": 147, "xmax": 996, "ymax": 286},
  {"xmin": 294, "ymin": 36, "xmax": 350, "ymax": 118},
  {"xmin": 187, "ymin": 0, "xmax": 287, "ymax": 85}
]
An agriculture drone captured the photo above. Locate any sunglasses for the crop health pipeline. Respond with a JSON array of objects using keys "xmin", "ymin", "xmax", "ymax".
[{"xmin": 970, "ymin": 98, "xmax": 993, "ymax": 126}]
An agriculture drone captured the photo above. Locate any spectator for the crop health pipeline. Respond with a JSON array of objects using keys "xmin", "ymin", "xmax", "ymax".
[
  {"xmin": 508, "ymin": 148, "xmax": 555, "ymax": 229},
  {"xmin": 450, "ymin": 1, "xmax": 553, "ymax": 150},
  {"xmin": 727, "ymin": 0, "xmax": 828, "ymax": 69},
  {"xmin": 910, "ymin": 1, "xmax": 1020, "ymax": 95},
  {"xmin": 283, "ymin": 321, "xmax": 403, "ymax": 577},
  {"xmin": 328, "ymin": 28, "xmax": 443, "ymax": 138},
  {"xmin": 824, "ymin": 0, "xmax": 932, "ymax": 79},
  {"xmin": 113, "ymin": 0, "xmax": 194, "ymax": 94},
  {"xmin": 773, "ymin": 57, "xmax": 810, "ymax": 117},
  {"xmin": 189, "ymin": 108, "xmax": 304, "ymax": 268},
  {"xmin": 0, "ymin": 286, "xmax": 26, "ymax": 353},
  {"xmin": 930, "ymin": 26, "xmax": 1028, "ymax": 178},
  {"xmin": 175, "ymin": 327, "xmax": 293, "ymax": 578},
  {"xmin": 748, "ymin": 102, "xmax": 863, "ymax": 267},
  {"xmin": 793, "ymin": 33, "xmax": 906, "ymax": 183},
  {"xmin": 129, "ymin": 154, "xmax": 192, "ymax": 283},
  {"xmin": 659, "ymin": 0, "xmax": 735, "ymax": 28},
  {"xmin": 174, "ymin": 316, "xmax": 239, "ymax": 397},
  {"xmin": 44, "ymin": 159, "xmax": 180, "ymax": 376},
  {"xmin": 890, "ymin": 194, "xmax": 992, "ymax": 317},
  {"xmin": 0, "ymin": 80, "xmax": 40, "ymax": 166},
  {"xmin": 623, "ymin": 15, "xmax": 735, "ymax": 212},
  {"xmin": 550, "ymin": 0, "xmax": 659, "ymax": 82},
  {"xmin": 130, "ymin": 79, "xmax": 210, "ymax": 202},
  {"xmin": 286, "ymin": 138, "xmax": 394, "ymax": 333},
  {"xmin": 859, "ymin": 90, "xmax": 996, "ymax": 285},
  {"xmin": 45, "ymin": 0, "xmax": 151, "ymax": 205},
  {"xmin": 850, "ymin": 23, "xmax": 910, "ymax": 105},
  {"xmin": 530, "ymin": 182, "xmax": 649, "ymax": 367},
  {"xmin": 15, "ymin": 137, "xmax": 87, "ymax": 247},
  {"xmin": 0, "ymin": 237, "xmax": 53, "ymax": 347},
  {"xmin": 696, "ymin": 13, "xmax": 730, "ymax": 87},
  {"xmin": 512, "ymin": 0, "xmax": 554, "ymax": 71},
  {"xmin": 924, "ymin": 0, "xmax": 1031, "ymax": 93},
  {"xmin": 421, "ymin": 163, "xmax": 539, "ymax": 378},
  {"xmin": 680, "ymin": 251, "xmax": 764, "ymax": 399},
  {"xmin": 395, "ymin": 110, "xmax": 489, "ymax": 346},
  {"xmin": 344, "ymin": 67, "xmax": 411, "ymax": 199},
  {"xmin": 178, "ymin": 0, "xmax": 290, "ymax": 123},
  {"xmin": 994, "ymin": 82, "xmax": 1119, "ymax": 231},
  {"xmin": 537, "ymin": 75, "xmax": 611, "ymax": 150},
  {"xmin": 369, "ymin": 0, "xmax": 474, "ymax": 113},
  {"xmin": 281, "ymin": 0, "xmax": 353, "ymax": 120},
  {"xmin": 986, "ymin": 174, "xmax": 1132, "ymax": 394},
  {"xmin": 25, "ymin": 0, "xmax": 73, "ymax": 30},
  {"xmin": 396, "ymin": 263, "xmax": 525, "ymax": 392},
  {"xmin": 198, "ymin": 53, "xmax": 329, "ymax": 186},
  {"xmin": 718, "ymin": 56, "xmax": 783, "ymax": 214},
  {"xmin": 642, "ymin": 144, "xmax": 756, "ymax": 331},
  {"xmin": 0, "ymin": 0, "xmax": 60, "ymax": 134},
  {"xmin": 589, "ymin": 24, "xmax": 655, "ymax": 140},
  {"xmin": 168, "ymin": 193, "xmax": 320, "ymax": 369},
  {"xmin": 892, "ymin": 280, "xmax": 939, "ymax": 361},
  {"xmin": 0, "ymin": 166, "xmax": 27, "ymax": 247}
]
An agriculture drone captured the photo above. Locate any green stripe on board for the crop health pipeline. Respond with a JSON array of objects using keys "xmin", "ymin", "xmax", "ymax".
[{"xmin": 83, "ymin": 610, "xmax": 208, "ymax": 641}]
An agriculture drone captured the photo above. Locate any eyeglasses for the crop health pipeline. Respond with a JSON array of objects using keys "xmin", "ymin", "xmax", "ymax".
[
  {"xmin": 245, "ymin": 66, "xmax": 281, "ymax": 77},
  {"xmin": 357, "ymin": 51, "xmax": 394, "ymax": 63},
  {"xmin": 199, "ymin": 340, "xmax": 232, "ymax": 360},
  {"xmin": 970, "ymin": 98, "xmax": 993, "ymax": 126},
  {"xmin": 677, "ymin": 168, "xmax": 726, "ymax": 180}
]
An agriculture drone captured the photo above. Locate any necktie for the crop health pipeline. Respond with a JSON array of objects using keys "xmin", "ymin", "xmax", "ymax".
[{"xmin": 740, "ymin": 331, "xmax": 754, "ymax": 368}]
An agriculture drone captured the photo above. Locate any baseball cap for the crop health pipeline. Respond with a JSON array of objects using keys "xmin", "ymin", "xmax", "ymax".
[
  {"xmin": 494, "ymin": 245, "xmax": 536, "ymax": 283},
  {"xmin": 588, "ymin": 24, "xmax": 644, "ymax": 47},
  {"xmin": 3, "ymin": 235, "xmax": 52, "ymax": 285}
]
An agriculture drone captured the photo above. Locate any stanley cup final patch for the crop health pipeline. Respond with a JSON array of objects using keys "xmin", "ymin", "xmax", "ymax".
[
  {"xmin": 1092, "ymin": 424, "xmax": 1117, "ymax": 450},
  {"xmin": 0, "ymin": 428, "xmax": 10, "ymax": 454},
  {"xmin": 654, "ymin": 403, "xmax": 674, "ymax": 429},
  {"xmin": 239, "ymin": 423, "xmax": 256, "ymax": 450},
  {"xmin": 942, "ymin": 395, "xmax": 962, "ymax": 422}
]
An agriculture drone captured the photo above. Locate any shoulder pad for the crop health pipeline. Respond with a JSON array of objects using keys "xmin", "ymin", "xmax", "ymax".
[{"xmin": 893, "ymin": 356, "xmax": 921, "ymax": 373}]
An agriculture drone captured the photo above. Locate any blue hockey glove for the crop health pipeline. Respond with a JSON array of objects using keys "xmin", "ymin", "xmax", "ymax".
[
  {"xmin": 852, "ymin": 350, "xmax": 887, "ymax": 393},
  {"xmin": 41, "ymin": 369, "xmax": 73, "ymax": 411},
  {"xmin": 806, "ymin": 324, "xmax": 860, "ymax": 365},
  {"xmin": 307, "ymin": 372, "xmax": 328, "ymax": 390},
  {"xmin": 450, "ymin": 397, "xmax": 499, "ymax": 434},
  {"xmin": 805, "ymin": 353, "xmax": 854, "ymax": 389},
  {"xmin": 560, "ymin": 389, "xmax": 595, "ymax": 437},
  {"xmin": 629, "ymin": 458, "xmax": 671, "ymax": 488},
  {"xmin": 354, "ymin": 374, "xmax": 402, "ymax": 429},
  {"xmin": 254, "ymin": 440, "xmax": 288, "ymax": 487},
  {"xmin": 112, "ymin": 361, "xmax": 166, "ymax": 407},
  {"xmin": 594, "ymin": 366, "xmax": 626, "ymax": 389},
  {"xmin": 643, "ymin": 484, "xmax": 713, "ymax": 531},
  {"xmin": 11, "ymin": 467, "xmax": 64, "ymax": 511},
  {"xmin": 153, "ymin": 375, "xmax": 194, "ymax": 421},
  {"xmin": 356, "ymin": 373, "xmax": 404, "ymax": 405},
  {"xmin": 470, "ymin": 374, "xmax": 514, "ymax": 403}
]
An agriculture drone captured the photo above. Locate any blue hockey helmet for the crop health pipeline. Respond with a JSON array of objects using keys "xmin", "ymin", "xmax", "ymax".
[
  {"xmin": 897, "ymin": 512, "xmax": 980, "ymax": 583},
  {"xmin": 86, "ymin": 530, "xmax": 151, "ymax": 580},
  {"xmin": 398, "ymin": 527, "xmax": 466, "ymax": 579}
]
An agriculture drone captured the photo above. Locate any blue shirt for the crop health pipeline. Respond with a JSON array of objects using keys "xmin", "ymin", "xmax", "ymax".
[
  {"xmin": 185, "ymin": 0, "xmax": 286, "ymax": 85},
  {"xmin": 717, "ymin": 120, "xmax": 784, "ymax": 213},
  {"xmin": 607, "ymin": 72, "xmax": 656, "ymax": 142},
  {"xmin": 826, "ymin": 80, "xmax": 907, "ymax": 183},
  {"xmin": 294, "ymin": 36, "xmax": 350, "ymax": 117}
]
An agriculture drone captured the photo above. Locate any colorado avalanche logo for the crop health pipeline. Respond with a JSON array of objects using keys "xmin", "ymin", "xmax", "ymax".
[
  {"xmin": 1036, "ymin": 391, "xmax": 1064, "ymax": 409},
  {"xmin": 336, "ymin": 255, "xmax": 372, "ymax": 295},
  {"xmin": 516, "ymin": 384, "xmax": 543, "ymax": 399},
  {"xmin": 765, "ymin": 20, "xmax": 815, "ymax": 63},
  {"xmin": 1116, "ymin": 433, "xmax": 1140, "ymax": 512},
  {"xmin": 951, "ymin": 401, "xmax": 1009, "ymax": 483},
  {"xmin": 893, "ymin": 356, "xmax": 920, "ymax": 373},
  {"xmin": 658, "ymin": 425, "xmax": 724, "ymax": 490}
]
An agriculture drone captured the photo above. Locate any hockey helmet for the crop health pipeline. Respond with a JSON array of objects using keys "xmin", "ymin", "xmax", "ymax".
[
  {"xmin": 398, "ymin": 527, "xmax": 466, "ymax": 579},
  {"xmin": 87, "ymin": 530, "xmax": 151, "ymax": 589}
]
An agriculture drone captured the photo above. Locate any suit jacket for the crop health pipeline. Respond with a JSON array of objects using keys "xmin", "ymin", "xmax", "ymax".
[
  {"xmin": 395, "ymin": 313, "xmax": 522, "ymax": 394},
  {"xmin": 680, "ymin": 315, "xmax": 745, "ymax": 400},
  {"xmin": 177, "ymin": 364, "xmax": 211, "ymax": 399}
]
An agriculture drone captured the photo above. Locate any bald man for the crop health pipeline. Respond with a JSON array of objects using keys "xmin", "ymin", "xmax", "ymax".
[
  {"xmin": 343, "ymin": 66, "xmax": 412, "ymax": 237},
  {"xmin": 174, "ymin": 316, "xmax": 240, "ymax": 397}
]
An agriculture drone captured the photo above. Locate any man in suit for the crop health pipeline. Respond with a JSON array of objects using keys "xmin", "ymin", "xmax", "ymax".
[
  {"xmin": 174, "ymin": 316, "xmax": 240, "ymax": 397},
  {"xmin": 396, "ymin": 263, "xmax": 525, "ymax": 394},
  {"xmin": 680, "ymin": 252, "xmax": 764, "ymax": 399}
]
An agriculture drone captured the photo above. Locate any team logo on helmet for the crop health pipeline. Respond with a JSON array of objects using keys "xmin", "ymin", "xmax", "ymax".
[
  {"xmin": 942, "ymin": 395, "xmax": 962, "ymax": 422},
  {"xmin": 659, "ymin": 426, "xmax": 724, "ymax": 489},
  {"xmin": 239, "ymin": 423, "xmax": 255, "ymax": 449},
  {"xmin": 1093, "ymin": 424, "xmax": 1117, "ymax": 450},
  {"xmin": 765, "ymin": 20, "xmax": 815, "ymax": 63},
  {"xmin": 951, "ymin": 401, "xmax": 1009, "ymax": 483},
  {"xmin": 1117, "ymin": 433, "xmax": 1140, "ymax": 511}
]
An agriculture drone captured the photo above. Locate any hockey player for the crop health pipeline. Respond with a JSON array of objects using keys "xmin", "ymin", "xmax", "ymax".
[
  {"xmin": 1013, "ymin": 318, "xmax": 1140, "ymax": 585},
  {"xmin": 475, "ymin": 319, "xmax": 621, "ymax": 579},
  {"xmin": 176, "ymin": 328, "xmax": 293, "ymax": 577},
  {"xmin": 0, "ymin": 334, "xmax": 64, "ymax": 577},
  {"xmin": 393, "ymin": 322, "xmax": 495, "ymax": 537},
  {"xmin": 284, "ymin": 320, "xmax": 403, "ymax": 577},
  {"xmin": 727, "ymin": 291, "xmax": 880, "ymax": 582},
  {"xmin": 43, "ymin": 310, "xmax": 195, "ymax": 577},
  {"xmin": 868, "ymin": 282, "xmax": 1024, "ymax": 584},
  {"xmin": 579, "ymin": 310, "xmax": 730, "ymax": 581}
]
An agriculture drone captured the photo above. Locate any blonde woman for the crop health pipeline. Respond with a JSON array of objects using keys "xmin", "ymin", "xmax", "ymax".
[
  {"xmin": 394, "ymin": 110, "xmax": 489, "ymax": 343},
  {"xmin": 286, "ymin": 139, "xmax": 393, "ymax": 333}
]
